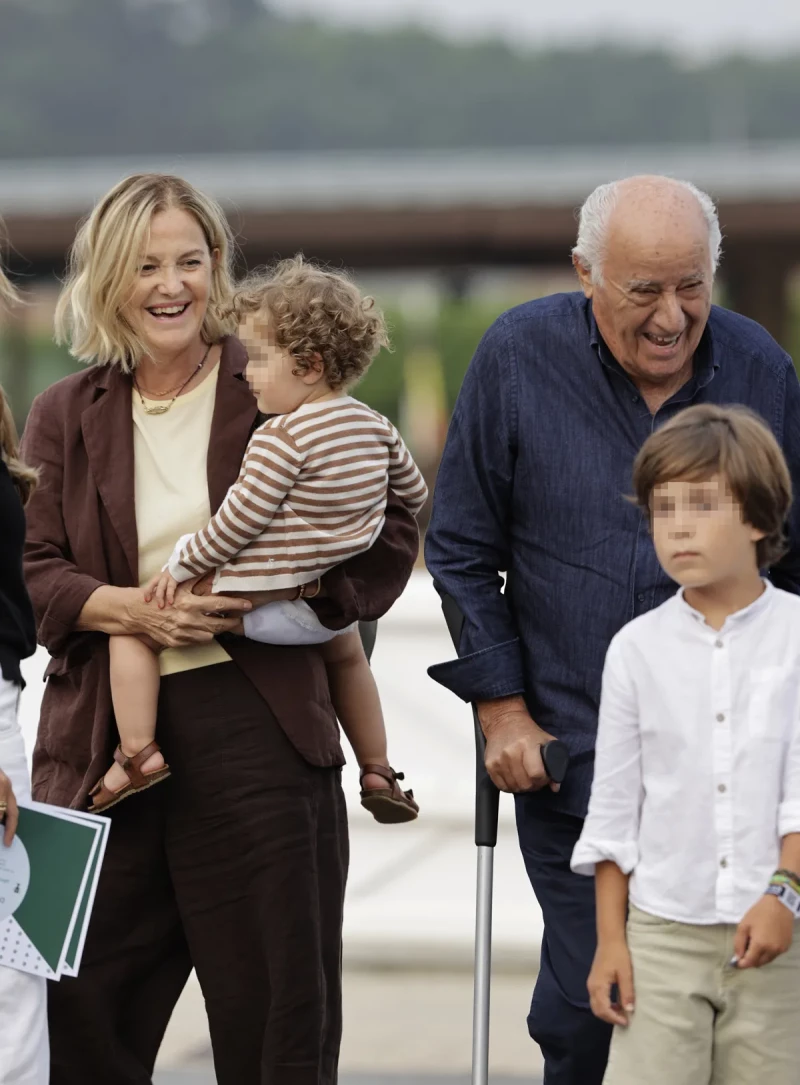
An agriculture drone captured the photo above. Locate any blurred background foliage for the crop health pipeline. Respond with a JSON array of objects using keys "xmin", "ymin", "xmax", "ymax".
[
  {"xmin": 2, "ymin": 0, "xmax": 800, "ymax": 156},
  {"xmin": 3, "ymin": 0, "xmax": 800, "ymax": 482}
]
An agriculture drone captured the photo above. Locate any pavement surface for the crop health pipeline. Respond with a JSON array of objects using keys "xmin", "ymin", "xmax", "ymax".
[{"xmin": 154, "ymin": 969, "xmax": 546, "ymax": 1080}]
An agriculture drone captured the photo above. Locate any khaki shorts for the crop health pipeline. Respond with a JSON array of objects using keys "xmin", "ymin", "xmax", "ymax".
[{"xmin": 604, "ymin": 904, "xmax": 800, "ymax": 1085}]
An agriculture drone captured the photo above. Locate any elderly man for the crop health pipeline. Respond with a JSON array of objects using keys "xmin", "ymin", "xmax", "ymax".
[{"xmin": 425, "ymin": 175, "xmax": 800, "ymax": 1085}]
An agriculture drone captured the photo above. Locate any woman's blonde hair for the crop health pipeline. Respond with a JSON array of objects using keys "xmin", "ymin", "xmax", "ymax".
[
  {"xmin": 0, "ymin": 219, "xmax": 20, "ymax": 309},
  {"xmin": 55, "ymin": 173, "xmax": 236, "ymax": 371},
  {"xmin": 0, "ymin": 388, "xmax": 37, "ymax": 505},
  {"xmin": 632, "ymin": 403, "xmax": 792, "ymax": 569},
  {"xmin": 231, "ymin": 255, "xmax": 389, "ymax": 390},
  {"xmin": 0, "ymin": 232, "xmax": 37, "ymax": 504}
]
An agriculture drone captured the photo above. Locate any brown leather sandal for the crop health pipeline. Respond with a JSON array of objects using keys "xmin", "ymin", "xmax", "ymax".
[
  {"xmin": 359, "ymin": 764, "xmax": 419, "ymax": 824},
  {"xmin": 87, "ymin": 741, "xmax": 171, "ymax": 814}
]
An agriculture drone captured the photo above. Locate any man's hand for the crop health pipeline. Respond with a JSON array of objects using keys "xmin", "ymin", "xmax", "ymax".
[
  {"xmin": 733, "ymin": 894, "xmax": 794, "ymax": 969},
  {"xmin": 0, "ymin": 769, "xmax": 19, "ymax": 846},
  {"xmin": 587, "ymin": 939, "xmax": 635, "ymax": 1026},
  {"xmin": 476, "ymin": 695, "xmax": 561, "ymax": 793}
]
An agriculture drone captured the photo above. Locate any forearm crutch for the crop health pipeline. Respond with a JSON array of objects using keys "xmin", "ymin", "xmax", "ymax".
[
  {"xmin": 440, "ymin": 594, "xmax": 499, "ymax": 1085},
  {"xmin": 439, "ymin": 594, "xmax": 568, "ymax": 1085}
]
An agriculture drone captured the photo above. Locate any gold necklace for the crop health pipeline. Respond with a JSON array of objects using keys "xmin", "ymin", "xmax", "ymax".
[
  {"xmin": 133, "ymin": 343, "xmax": 212, "ymax": 416},
  {"xmin": 135, "ymin": 372, "xmax": 192, "ymax": 397}
]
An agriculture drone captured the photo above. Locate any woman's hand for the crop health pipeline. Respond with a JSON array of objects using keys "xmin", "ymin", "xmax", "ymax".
[
  {"xmin": 0, "ymin": 769, "xmax": 19, "ymax": 846},
  {"xmin": 124, "ymin": 583, "xmax": 252, "ymax": 648},
  {"xmin": 190, "ymin": 572, "xmax": 216, "ymax": 597},
  {"xmin": 191, "ymin": 571, "xmax": 308, "ymax": 610},
  {"xmin": 236, "ymin": 587, "xmax": 303, "ymax": 608}
]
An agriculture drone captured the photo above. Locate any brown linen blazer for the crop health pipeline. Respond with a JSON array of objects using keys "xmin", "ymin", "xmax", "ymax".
[{"xmin": 21, "ymin": 336, "xmax": 419, "ymax": 809}]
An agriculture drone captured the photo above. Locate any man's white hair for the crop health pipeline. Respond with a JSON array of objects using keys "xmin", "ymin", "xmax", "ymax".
[{"xmin": 572, "ymin": 177, "xmax": 723, "ymax": 285}]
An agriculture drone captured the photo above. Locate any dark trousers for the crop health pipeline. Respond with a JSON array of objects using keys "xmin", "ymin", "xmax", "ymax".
[
  {"xmin": 516, "ymin": 797, "xmax": 612, "ymax": 1085},
  {"xmin": 48, "ymin": 662, "xmax": 349, "ymax": 1085}
]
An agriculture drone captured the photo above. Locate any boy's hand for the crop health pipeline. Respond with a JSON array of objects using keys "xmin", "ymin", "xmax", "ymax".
[
  {"xmin": 144, "ymin": 571, "xmax": 180, "ymax": 609},
  {"xmin": 587, "ymin": 939, "xmax": 635, "ymax": 1026},
  {"xmin": 733, "ymin": 894, "xmax": 794, "ymax": 969}
]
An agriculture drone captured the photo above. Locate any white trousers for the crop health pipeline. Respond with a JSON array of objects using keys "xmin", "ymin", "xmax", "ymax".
[
  {"xmin": 243, "ymin": 598, "xmax": 355, "ymax": 646},
  {"xmin": 0, "ymin": 677, "xmax": 49, "ymax": 1085}
]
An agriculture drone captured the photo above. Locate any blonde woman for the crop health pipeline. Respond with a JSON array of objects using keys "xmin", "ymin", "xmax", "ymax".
[
  {"xmin": 0, "ymin": 250, "xmax": 49, "ymax": 1085},
  {"xmin": 21, "ymin": 174, "xmax": 418, "ymax": 1085}
]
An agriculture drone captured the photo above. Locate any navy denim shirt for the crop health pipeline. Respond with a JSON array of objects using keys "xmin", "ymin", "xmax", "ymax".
[{"xmin": 425, "ymin": 292, "xmax": 800, "ymax": 818}]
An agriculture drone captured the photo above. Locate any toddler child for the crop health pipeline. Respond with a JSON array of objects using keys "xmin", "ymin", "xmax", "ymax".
[
  {"xmin": 88, "ymin": 256, "xmax": 427, "ymax": 822},
  {"xmin": 572, "ymin": 403, "xmax": 800, "ymax": 1085}
]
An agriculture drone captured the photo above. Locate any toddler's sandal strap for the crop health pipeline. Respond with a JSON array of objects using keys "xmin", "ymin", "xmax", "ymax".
[
  {"xmin": 359, "ymin": 764, "xmax": 419, "ymax": 824},
  {"xmin": 113, "ymin": 741, "xmax": 163, "ymax": 789},
  {"xmin": 88, "ymin": 742, "xmax": 171, "ymax": 814}
]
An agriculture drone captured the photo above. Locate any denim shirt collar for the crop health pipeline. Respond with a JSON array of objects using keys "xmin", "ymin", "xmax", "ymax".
[{"xmin": 587, "ymin": 303, "xmax": 719, "ymax": 397}]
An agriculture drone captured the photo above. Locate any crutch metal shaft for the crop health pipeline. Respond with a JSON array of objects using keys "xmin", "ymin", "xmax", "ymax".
[
  {"xmin": 472, "ymin": 844, "xmax": 494, "ymax": 1085},
  {"xmin": 438, "ymin": 593, "xmax": 569, "ymax": 1085},
  {"xmin": 440, "ymin": 595, "xmax": 500, "ymax": 1085}
]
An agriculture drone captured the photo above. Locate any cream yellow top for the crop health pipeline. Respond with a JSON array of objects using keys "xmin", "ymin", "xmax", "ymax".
[{"xmin": 132, "ymin": 363, "xmax": 231, "ymax": 677}]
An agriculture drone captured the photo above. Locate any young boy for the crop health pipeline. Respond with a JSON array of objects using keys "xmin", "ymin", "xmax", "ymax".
[
  {"xmin": 88, "ymin": 256, "xmax": 427, "ymax": 823},
  {"xmin": 571, "ymin": 403, "xmax": 800, "ymax": 1085}
]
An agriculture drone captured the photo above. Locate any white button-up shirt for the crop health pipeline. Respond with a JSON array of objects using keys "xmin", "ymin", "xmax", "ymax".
[{"xmin": 571, "ymin": 581, "xmax": 800, "ymax": 924}]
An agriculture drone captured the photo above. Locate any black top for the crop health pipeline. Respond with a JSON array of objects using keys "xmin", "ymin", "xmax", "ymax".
[{"xmin": 0, "ymin": 458, "xmax": 36, "ymax": 686}]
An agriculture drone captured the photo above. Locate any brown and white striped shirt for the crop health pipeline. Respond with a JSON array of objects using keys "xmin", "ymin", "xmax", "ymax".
[{"xmin": 167, "ymin": 396, "xmax": 428, "ymax": 591}]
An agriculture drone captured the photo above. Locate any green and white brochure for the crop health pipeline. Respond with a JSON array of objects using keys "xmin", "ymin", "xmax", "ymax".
[{"xmin": 0, "ymin": 802, "xmax": 110, "ymax": 980}]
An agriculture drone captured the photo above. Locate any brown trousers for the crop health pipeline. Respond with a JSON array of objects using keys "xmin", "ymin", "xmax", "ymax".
[{"xmin": 48, "ymin": 662, "xmax": 349, "ymax": 1085}]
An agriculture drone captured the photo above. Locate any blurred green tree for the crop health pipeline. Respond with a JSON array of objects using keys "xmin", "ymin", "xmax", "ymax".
[{"xmin": 2, "ymin": 0, "xmax": 800, "ymax": 156}]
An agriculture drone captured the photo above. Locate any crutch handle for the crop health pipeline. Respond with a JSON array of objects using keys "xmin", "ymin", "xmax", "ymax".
[
  {"xmin": 440, "ymin": 595, "xmax": 500, "ymax": 849},
  {"xmin": 471, "ymin": 706, "xmax": 500, "ymax": 848}
]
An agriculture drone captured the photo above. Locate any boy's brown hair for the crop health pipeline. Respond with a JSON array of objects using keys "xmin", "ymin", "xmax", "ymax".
[
  {"xmin": 632, "ymin": 403, "xmax": 792, "ymax": 569},
  {"xmin": 231, "ymin": 255, "xmax": 389, "ymax": 390}
]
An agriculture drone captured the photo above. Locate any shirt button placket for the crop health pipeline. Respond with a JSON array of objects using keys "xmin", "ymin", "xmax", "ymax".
[{"xmin": 711, "ymin": 632, "xmax": 735, "ymax": 915}]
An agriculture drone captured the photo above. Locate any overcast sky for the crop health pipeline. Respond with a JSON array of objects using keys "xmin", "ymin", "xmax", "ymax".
[{"xmin": 269, "ymin": 0, "xmax": 800, "ymax": 58}]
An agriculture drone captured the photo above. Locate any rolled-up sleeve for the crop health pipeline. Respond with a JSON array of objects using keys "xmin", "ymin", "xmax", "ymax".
[
  {"xmin": 571, "ymin": 635, "xmax": 643, "ymax": 876},
  {"xmin": 425, "ymin": 315, "xmax": 525, "ymax": 703}
]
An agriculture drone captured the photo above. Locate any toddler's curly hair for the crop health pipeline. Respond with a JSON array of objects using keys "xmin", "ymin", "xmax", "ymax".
[{"xmin": 231, "ymin": 255, "xmax": 389, "ymax": 390}]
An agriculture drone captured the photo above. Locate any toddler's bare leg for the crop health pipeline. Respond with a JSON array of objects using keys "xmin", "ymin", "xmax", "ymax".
[
  {"xmin": 321, "ymin": 631, "xmax": 390, "ymax": 791},
  {"xmin": 104, "ymin": 634, "xmax": 165, "ymax": 792}
]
